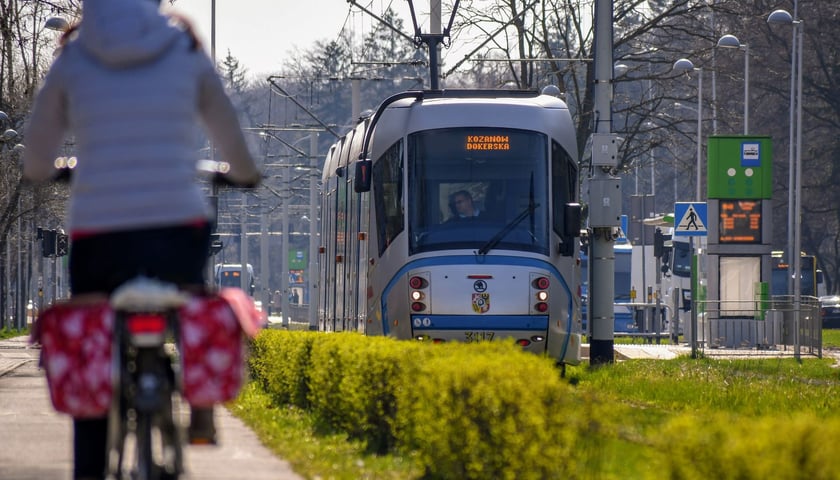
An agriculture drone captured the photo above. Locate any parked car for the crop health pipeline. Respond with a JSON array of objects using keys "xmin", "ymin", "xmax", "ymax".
[{"xmin": 819, "ymin": 295, "xmax": 840, "ymax": 328}]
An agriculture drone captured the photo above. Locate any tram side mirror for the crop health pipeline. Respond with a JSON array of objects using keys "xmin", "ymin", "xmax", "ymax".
[
  {"xmin": 354, "ymin": 158, "xmax": 372, "ymax": 192},
  {"xmin": 558, "ymin": 203, "xmax": 582, "ymax": 257},
  {"xmin": 564, "ymin": 203, "xmax": 582, "ymax": 238}
]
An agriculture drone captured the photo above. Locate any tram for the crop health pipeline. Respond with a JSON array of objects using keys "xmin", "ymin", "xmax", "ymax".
[
  {"xmin": 318, "ymin": 88, "xmax": 583, "ymax": 365},
  {"xmin": 770, "ymin": 250, "xmax": 823, "ymax": 297}
]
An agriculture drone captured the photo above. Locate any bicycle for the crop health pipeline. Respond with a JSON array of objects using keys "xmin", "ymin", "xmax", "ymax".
[{"xmin": 33, "ymin": 163, "xmax": 261, "ymax": 480}]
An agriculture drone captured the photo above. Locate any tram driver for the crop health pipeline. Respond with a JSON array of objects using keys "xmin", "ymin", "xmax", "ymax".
[{"xmin": 447, "ymin": 190, "xmax": 482, "ymax": 222}]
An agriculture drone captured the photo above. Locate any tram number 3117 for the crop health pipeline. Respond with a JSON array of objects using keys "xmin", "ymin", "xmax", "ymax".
[{"xmin": 465, "ymin": 331, "xmax": 496, "ymax": 342}]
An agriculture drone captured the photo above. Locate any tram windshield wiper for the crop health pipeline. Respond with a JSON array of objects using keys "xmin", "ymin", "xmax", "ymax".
[
  {"xmin": 477, "ymin": 172, "xmax": 537, "ymax": 256},
  {"xmin": 477, "ymin": 202, "xmax": 540, "ymax": 256}
]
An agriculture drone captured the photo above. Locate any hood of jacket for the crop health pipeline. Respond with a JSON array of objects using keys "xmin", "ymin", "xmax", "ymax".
[{"xmin": 77, "ymin": 0, "xmax": 180, "ymax": 68}]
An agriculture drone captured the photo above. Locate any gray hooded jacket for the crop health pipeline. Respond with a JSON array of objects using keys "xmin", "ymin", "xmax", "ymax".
[{"xmin": 23, "ymin": 0, "xmax": 259, "ymax": 234}]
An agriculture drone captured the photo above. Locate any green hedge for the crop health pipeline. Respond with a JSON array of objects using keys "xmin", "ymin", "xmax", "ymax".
[
  {"xmin": 653, "ymin": 412, "xmax": 840, "ymax": 480},
  {"xmin": 249, "ymin": 330, "xmax": 318, "ymax": 408},
  {"xmin": 250, "ymin": 330, "xmax": 598, "ymax": 478},
  {"xmin": 391, "ymin": 341, "xmax": 603, "ymax": 479},
  {"xmin": 248, "ymin": 330, "xmax": 840, "ymax": 480}
]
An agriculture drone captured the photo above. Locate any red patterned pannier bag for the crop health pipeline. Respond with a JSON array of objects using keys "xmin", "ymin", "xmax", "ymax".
[
  {"xmin": 31, "ymin": 299, "xmax": 114, "ymax": 418},
  {"xmin": 178, "ymin": 289, "xmax": 263, "ymax": 407},
  {"xmin": 31, "ymin": 289, "xmax": 263, "ymax": 415}
]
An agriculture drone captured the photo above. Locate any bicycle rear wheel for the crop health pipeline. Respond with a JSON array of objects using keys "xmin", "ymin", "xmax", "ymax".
[{"xmin": 134, "ymin": 410, "xmax": 154, "ymax": 480}]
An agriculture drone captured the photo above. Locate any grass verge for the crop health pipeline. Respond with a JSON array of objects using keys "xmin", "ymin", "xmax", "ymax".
[
  {"xmin": 822, "ymin": 328, "xmax": 840, "ymax": 349},
  {"xmin": 0, "ymin": 327, "xmax": 28, "ymax": 340},
  {"xmin": 228, "ymin": 382, "xmax": 422, "ymax": 480}
]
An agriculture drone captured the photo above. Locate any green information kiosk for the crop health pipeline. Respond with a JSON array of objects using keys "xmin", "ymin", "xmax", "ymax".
[{"xmin": 704, "ymin": 135, "xmax": 775, "ymax": 347}]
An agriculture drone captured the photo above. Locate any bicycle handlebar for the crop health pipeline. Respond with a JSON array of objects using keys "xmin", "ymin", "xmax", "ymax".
[{"xmin": 48, "ymin": 159, "xmax": 259, "ymax": 189}]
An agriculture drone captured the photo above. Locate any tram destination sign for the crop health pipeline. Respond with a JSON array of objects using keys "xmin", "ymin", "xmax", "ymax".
[{"xmin": 465, "ymin": 134, "xmax": 511, "ymax": 151}]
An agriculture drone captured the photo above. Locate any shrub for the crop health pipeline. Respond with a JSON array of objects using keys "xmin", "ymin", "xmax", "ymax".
[
  {"xmin": 250, "ymin": 333, "xmax": 613, "ymax": 478},
  {"xmin": 307, "ymin": 333, "xmax": 430, "ymax": 452},
  {"xmin": 393, "ymin": 341, "xmax": 598, "ymax": 480},
  {"xmin": 250, "ymin": 330, "xmax": 318, "ymax": 408},
  {"xmin": 653, "ymin": 412, "xmax": 840, "ymax": 480}
]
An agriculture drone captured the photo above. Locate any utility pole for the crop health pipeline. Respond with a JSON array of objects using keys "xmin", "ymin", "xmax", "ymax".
[
  {"xmin": 260, "ymin": 186, "xmax": 270, "ymax": 315},
  {"xmin": 588, "ymin": 0, "xmax": 620, "ymax": 366},
  {"xmin": 240, "ymin": 193, "xmax": 249, "ymax": 294},
  {"xmin": 406, "ymin": 0, "xmax": 460, "ymax": 90},
  {"xmin": 280, "ymin": 161, "xmax": 290, "ymax": 328},
  {"xmin": 431, "ymin": 0, "xmax": 442, "ymax": 87},
  {"xmin": 308, "ymin": 134, "xmax": 319, "ymax": 330}
]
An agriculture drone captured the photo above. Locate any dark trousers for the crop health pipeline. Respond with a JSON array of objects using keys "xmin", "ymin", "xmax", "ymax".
[{"xmin": 69, "ymin": 223, "xmax": 210, "ymax": 479}]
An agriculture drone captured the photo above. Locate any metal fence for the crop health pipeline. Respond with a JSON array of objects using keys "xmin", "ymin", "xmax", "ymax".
[{"xmin": 689, "ymin": 296, "xmax": 821, "ymax": 357}]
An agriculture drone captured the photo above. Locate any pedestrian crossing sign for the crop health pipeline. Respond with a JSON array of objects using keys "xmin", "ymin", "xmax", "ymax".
[{"xmin": 674, "ymin": 202, "xmax": 708, "ymax": 236}]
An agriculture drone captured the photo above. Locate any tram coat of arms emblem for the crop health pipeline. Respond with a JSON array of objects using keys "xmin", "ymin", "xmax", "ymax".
[{"xmin": 472, "ymin": 293, "xmax": 490, "ymax": 313}]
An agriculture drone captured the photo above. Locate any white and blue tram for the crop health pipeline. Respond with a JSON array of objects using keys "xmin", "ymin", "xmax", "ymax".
[{"xmin": 318, "ymin": 88, "xmax": 583, "ymax": 365}]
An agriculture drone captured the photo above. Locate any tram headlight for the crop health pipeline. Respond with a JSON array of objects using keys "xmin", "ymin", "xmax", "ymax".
[
  {"xmin": 536, "ymin": 291, "xmax": 549, "ymax": 302},
  {"xmin": 411, "ymin": 291, "xmax": 425, "ymax": 301}
]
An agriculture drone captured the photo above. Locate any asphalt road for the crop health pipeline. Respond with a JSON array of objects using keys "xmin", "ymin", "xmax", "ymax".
[{"xmin": 0, "ymin": 335, "xmax": 303, "ymax": 480}]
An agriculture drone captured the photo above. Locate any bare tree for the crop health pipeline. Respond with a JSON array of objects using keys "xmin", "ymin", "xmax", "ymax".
[
  {"xmin": 446, "ymin": 0, "xmax": 840, "ymax": 293},
  {"xmin": 0, "ymin": 0, "xmax": 78, "ymax": 325}
]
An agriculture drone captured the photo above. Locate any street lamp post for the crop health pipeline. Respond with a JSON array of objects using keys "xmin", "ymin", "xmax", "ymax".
[
  {"xmin": 44, "ymin": 16, "xmax": 69, "ymax": 32},
  {"xmin": 672, "ymin": 59, "xmax": 703, "ymax": 202},
  {"xmin": 716, "ymin": 34, "xmax": 750, "ymax": 135},
  {"xmin": 0, "ymin": 114, "xmax": 23, "ymax": 328},
  {"xmin": 673, "ymin": 102, "xmax": 700, "ymax": 203},
  {"xmin": 672, "ymin": 59, "xmax": 704, "ymax": 358},
  {"xmin": 768, "ymin": 7, "xmax": 804, "ymax": 360}
]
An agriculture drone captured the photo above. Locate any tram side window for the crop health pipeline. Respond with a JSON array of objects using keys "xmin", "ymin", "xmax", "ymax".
[
  {"xmin": 373, "ymin": 141, "xmax": 405, "ymax": 255},
  {"xmin": 551, "ymin": 140, "xmax": 578, "ymax": 249}
]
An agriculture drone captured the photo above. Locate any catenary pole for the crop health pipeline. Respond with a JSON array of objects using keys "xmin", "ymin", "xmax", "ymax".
[
  {"xmin": 588, "ymin": 0, "xmax": 620, "ymax": 365},
  {"xmin": 308, "ymin": 133, "xmax": 319, "ymax": 330}
]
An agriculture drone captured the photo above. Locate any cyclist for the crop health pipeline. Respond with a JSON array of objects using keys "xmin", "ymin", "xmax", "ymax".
[{"xmin": 22, "ymin": 0, "xmax": 260, "ymax": 478}]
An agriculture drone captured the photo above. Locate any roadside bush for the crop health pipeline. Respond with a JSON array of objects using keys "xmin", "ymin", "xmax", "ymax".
[
  {"xmin": 393, "ymin": 341, "xmax": 602, "ymax": 480},
  {"xmin": 250, "ymin": 329, "xmax": 318, "ymax": 408},
  {"xmin": 653, "ymin": 412, "xmax": 840, "ymax": 480},
  {"xmin": 307, "ymin": 333, "xmax": 429, "ymax": 452},
  {"xmin": 249, "ymin": 331, "xmax": 613, "ymax": 478}
]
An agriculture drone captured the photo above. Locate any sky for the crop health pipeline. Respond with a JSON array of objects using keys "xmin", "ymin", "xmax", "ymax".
[{"xmin": 165, "ymin": 0, "xmax": 425, "ymax": 79}]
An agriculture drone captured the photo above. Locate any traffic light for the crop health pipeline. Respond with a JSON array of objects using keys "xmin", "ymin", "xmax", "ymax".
[
  {"xmin": 41, "ymin": 229, "xmax": 56, "ymax": 257},
  {"xmin": 208, "ymin": 233, "xmax": 223, "ymax": 256},
  {"xmin": 653, "ymin": 228, "xmax": 664, "ymax": 258},
  {"xmin": 56, "ymin": 233, "xmax": 69, "ymax": 256}
]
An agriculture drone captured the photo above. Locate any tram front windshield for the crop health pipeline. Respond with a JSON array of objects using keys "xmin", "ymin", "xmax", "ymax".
[{"xmin": 408, "ymin": 128, "xmax": 549, "ymax": 255}]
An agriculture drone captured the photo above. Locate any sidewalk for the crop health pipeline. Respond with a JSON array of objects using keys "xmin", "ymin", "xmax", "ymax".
[
  {"xmin": 596, "ymin": 342, "xmax": 829, "ymax": 360},
  {"xmin": 0, "ymin": 336, "xmax": 303, "ymax": 480}
]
